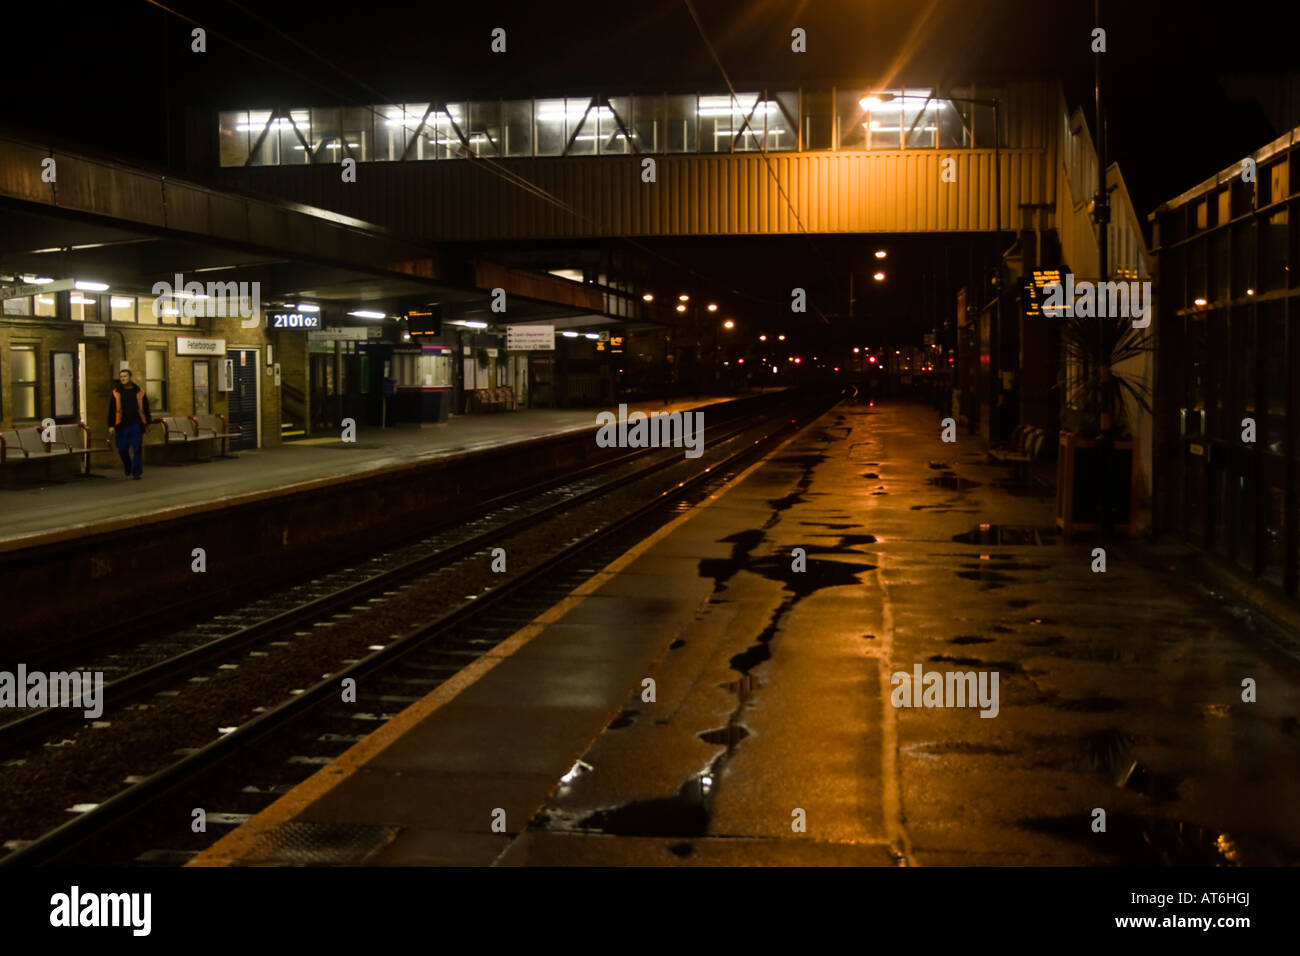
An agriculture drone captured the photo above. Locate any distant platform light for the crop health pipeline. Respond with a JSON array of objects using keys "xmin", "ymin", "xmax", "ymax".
[
  {"xmin": 777, "ymin": 334, "xmax": 786, "ymax": 341},
  {"xmin": 853, "ymin": 347, "xmax": 861, "ymax": 353},
  {"xmin": 298, "ymin": 304, "xmax": 320, "ymax": 312},
  {"xmin": 561, "ymin": 330, "xmax": 580, "ymax": 337},
  {"xmin": 463, "ymin": 320, "xmax": 488, "ymax": 329},
  {"xmin": 584, "ymin": 332, "xmax": 600, "ymax": 339},
  {"xmin": 723, "ymin": 319, "xmax": 735, "ymax": 329},
  {"xmin": 676, "ymin": 304, "xmax": 687, "ymax": 312},
  {"xmin": 1194, "ymin": 297, "xmax": 1207, "ymax": 306},
  {"xmin": 759, "ymin": 334, "xmax": 767, "ymax": 341},
  {"xmin": 874, "ymin": 250, "xmax": 887, "ymax": 259},
  {"xmin": 707, "ymin": 303, "xmax": 718, "ymax": 312},
  {"xmin": 643, "ymin": 292, "xmax": 654, "ymax": 302},
  {"xmin": 873, "ymin": 272, "xmax": 886, "ymax": 281},
  {"xmin": 349, "ymin": 310, "xmax": 386, "ymax": 319},
  {"xmin": 678, "ymin": 294, "xmax": 690, "ymax": 302}
]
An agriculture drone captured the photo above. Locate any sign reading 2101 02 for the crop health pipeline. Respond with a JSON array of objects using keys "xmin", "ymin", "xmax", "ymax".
[{"xmin": 271, "ymin": 313, "xmax": 320, "ymax": 329}]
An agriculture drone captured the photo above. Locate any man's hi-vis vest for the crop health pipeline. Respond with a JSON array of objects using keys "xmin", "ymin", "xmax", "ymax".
[{"xmin": 111, "ymin": 386, "xmax": 146, "ymax": 426}]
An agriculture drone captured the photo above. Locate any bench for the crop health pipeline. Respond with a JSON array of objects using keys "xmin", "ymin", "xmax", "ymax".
[
  {"xmin": 990, "ymin": 426, "xmax": 1049, "ymax": 489},
  {"xmin": 0, "ymin": 423, "xmax": 112, "ymax": 485},
  {"xmin": 192, "ymin": 413, "xmax": 242, "ymax": 458},
  {"xmin": 474, "ymin": 387, "xmax": 517, "ymax": 412},
  {"xmin": 160, "ymin": 416, "xmax": 217, "ymax": 464}
]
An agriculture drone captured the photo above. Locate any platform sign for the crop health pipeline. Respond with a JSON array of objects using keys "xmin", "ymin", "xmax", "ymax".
[
  {"xmin": 270, "ymin": 312, "xmax": 320, "ymax": 329},
  {"xmin": 82, "ymin": 322, "xmax": 106, "ymax": 338},
  {"xmin": 506, "ymin": 324, "xmax": 555, "ymax": 351},
  {"xmin": 176, "ymin": 336, "xmax": 227, "ymax": 357}
]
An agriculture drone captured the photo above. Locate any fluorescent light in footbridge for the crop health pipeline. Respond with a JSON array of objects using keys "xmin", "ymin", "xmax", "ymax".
[{"xmin": 348, "ymin": 310, "xmax": 386, "ymax": 319}]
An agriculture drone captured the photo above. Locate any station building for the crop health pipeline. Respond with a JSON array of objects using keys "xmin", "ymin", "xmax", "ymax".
[{"xmin": 1150, "ymin": 123, "xmax": 1300, "ymax": 597}]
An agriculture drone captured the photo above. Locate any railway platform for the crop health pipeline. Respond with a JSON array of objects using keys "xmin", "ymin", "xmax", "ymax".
[
  {"xmin": 191, "ymin": 400, "xmax": 1300, "ymax": 867},
  {"xmin": 0, "ymin": 396, "xmax": 727, "ymax": 550}
]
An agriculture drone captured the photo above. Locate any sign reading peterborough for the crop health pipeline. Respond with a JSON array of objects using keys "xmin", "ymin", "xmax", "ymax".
[
  {"xmin": 175, "ymin": 336, "xmax": 226, "ymax": 356},
  {"xmin": 506, "ymin": 324, "xmax": 555, "ymax": 350}
]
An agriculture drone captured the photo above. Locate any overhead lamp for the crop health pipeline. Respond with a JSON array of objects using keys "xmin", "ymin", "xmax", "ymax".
[
  {"xmin": 874, "ymin": 272, "xmax": 886, "ymax": 281},
  {"xmin": 1193, "ymin": 298, "xmax": 1207, "ymax": 307},
  {"xmin": 21, "ymin": 275, "xmax": 53, "ymax": 284},
  {"xmin": 463, "ymin": 320, "xmax": 488, "ymax": 329},
  {"xmin": 874, "ymin": 250, "xmax": 887, "ymax": 259},
  {"xmin": 759, "ymin": 334, "xmax": 767, "ymax": 342},
  {"xmin": 678, "ymin": 294, "xmax": 689, "ymax": 302},
  {"xmin": 853, "ymin": 347, "xmax": 861, "ymax": 354},
  {"xmin": 561, "ymin": 330, "xmax": 579, "ymax": 338},
  {"xmin": 642, "ymin": 292, "xmax": 654, "ymax": 302},
  {"xmin": 348, "ymin": 310, "xmax": 386, "ymax": 319},
  {"xmin": 298, "ymin": 304, "xmax": 320, "ymax": 312},
  {"xmin": 707, "ymin": 303, "xmax": 718, "ymax": 312},
  {"xmin": 676, "ymin": 304, "xmax": 687, "ymax": 313},
  {"xmin": 860, "ymin": 93, "xmax": 896, "ymax": 110},
  {"xmin": 74, "ymin": 280, "xmax": 108, "ymax": 291},
  {"xmin": 723, "ymin": 319, "xmax": 735, "ymax": 329},
  {"xmin": 584, "ymin": 332, "xmax": 600, "ymax": 340},
  {"xmin": 778, "ymin": 334, "xmax": 786, "ymax": 341},
  {"xmin": 110, "ymin": 297, "xmax": 134, "ymax": 308}
]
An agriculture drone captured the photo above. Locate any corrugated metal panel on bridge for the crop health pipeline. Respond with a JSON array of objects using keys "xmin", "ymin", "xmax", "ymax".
[{"xmin": 223, "ymin": 148, "xmax": 1050, "ymax": 240}]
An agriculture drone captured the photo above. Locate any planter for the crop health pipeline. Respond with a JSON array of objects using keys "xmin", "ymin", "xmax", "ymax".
[{"xmin": 1055, "ymin": 430, "xmax": 1140, "ymax": 539}]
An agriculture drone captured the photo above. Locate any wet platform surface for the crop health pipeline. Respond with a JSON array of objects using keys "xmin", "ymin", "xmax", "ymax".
[
  {"xmin": 194, "ymin": 400, "xmax": 1300, "ymax": 867},
  {"xmin": 0, "ymin": 396, "xmax": 722, "ymax": 549}
]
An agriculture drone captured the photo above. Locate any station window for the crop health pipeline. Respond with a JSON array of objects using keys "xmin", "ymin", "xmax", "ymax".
[
  {"xmin": 535, "ymin": 98, "xmax": 567, "ymax": 156},
  {"xmin": 9, "ymin": 345, "xmax": 38, "ymax": 420},
  {"xmin": 145, "ymin": 347, "xmax": 168, "ymax": 410},
  {"xmin": 34, "ymin": 292, "xmax": 56, "ymax": 317},
  {"xmin": 665, "ymin": 95, "xmax": 697, "ymax": 153},
  {"xmin": 219, "ymin": 111, "xmax": 251, "ymax": 167},
  {"xmin": 137, "ymin": 294, "xmax": 161, "ymax": 326},
  {"xmin": 3, "ymin": 296, "xmax": 31, "ymax": 316},
  {"xmin": 69, "ymin": 292, "xmax": 98, "ymax": 322},
  {"xmin": 502, "ymin": 100, "xmax": 533, "ymax": 157},
  {"xmin": 110, "ymin": 295, "xmax": 136, "ymax": 323}
]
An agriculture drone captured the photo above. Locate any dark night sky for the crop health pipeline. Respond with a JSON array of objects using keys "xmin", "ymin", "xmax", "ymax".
[{"xmin": 5, "ymin": 0, "xmax": 1299, "ymax": 343}]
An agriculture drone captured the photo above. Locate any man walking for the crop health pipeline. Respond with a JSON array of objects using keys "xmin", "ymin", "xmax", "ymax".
[{"xmin": 108, "ymin": 368, "xmax": 152, "ymax": 479}]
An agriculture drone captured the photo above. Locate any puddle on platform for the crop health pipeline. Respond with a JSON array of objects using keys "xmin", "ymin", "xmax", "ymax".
[
  {"xmin": 576, "ymin": 775, "xmax": 714, "ymax": 838},
  {"xmin": 929, "ymin": 654, "xmax": 1022, "ymax": 674},
  {"xmin": 1020, "ymin": 813, "xmax": 1244, "ymax": 865},
  {"xmin": 927, "ymin": 474, "xmax": 982, "ymax": 491},
  {"xmin": 953, "ymin": 524, "xmax": 1060, "ymax": 545},
  {"xmin": 955, "ymin": 569, "xmax": 1018, "ymax": 588},
  {"xmin": 699, "ymin": 724, "xmax": 750, "ymax": 749},
  {"xmin": 607, "ymin": 709, "xmax": 639, "ymax": 730}
]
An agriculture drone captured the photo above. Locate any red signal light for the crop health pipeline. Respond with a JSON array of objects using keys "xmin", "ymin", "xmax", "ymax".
[{"xmin": 868, "ymin": 355, "xmax": 878, "ymax": 365}]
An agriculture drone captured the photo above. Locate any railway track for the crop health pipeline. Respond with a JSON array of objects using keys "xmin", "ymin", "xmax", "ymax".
[{"xmin": 1, "ymin": 394, "xmax": 830, "ymax": 865}]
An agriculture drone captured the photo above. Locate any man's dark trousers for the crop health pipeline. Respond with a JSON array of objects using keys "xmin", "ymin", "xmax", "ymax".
[{"xmin": 116, "ymin": 423, "xmax": 144, "ymax": 477}]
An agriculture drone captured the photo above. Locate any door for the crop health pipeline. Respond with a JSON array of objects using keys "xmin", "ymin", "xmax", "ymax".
[{"xmin": 226, "ymin": 349, "xmax": 259, "ymax": 449}]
